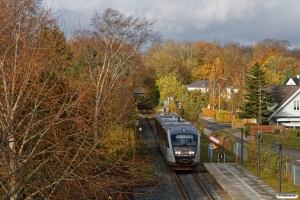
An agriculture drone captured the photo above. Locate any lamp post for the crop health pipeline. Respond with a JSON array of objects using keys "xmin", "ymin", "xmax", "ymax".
[
  {"xmin": 217, "ymin": 84, "xmax": 220, "ymax": 110},
  {"xmin": 231, "ymin": 86, "xmax": 234, "ymax": 128},
  {"xmin": 217, "ymin": 77, "xmax": 227, "ymax": 111},
  {"xmin": 274, "ymin": 142, "xmax": 282, "ymax": 193},
  {"xmin": 238, "ymin": 128, "xmax": 243, "ymax": 167},
  {"xmin": 139, "ymin": 127, "xmax": 142, "ymax": 138},
  {"xmin": 254, "ymin": 133, "xmax": 261, "ymax": 179}
]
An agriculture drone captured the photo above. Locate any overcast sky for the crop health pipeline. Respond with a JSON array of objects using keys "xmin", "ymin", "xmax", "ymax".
[{"xmin": 46, "ymin": 0, "xmax": 300, "ymax": 47}]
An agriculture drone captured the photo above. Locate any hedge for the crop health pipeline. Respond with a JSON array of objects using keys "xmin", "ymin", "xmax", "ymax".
[
  {"xmin": 261, "ymin": 134, "xmax": 300, "ymax": 148},
  {"xmin": 285, "ymin": 129, "xmax": 300, "ymax": 137}
]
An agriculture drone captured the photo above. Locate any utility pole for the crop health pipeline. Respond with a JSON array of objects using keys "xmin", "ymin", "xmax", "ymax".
[
  {"xmin": 218, "ymin": 77, "xmax": 227, "ymax": 111},
  {"xmin": 258, "ymin": 82, "xmax": 262, "ymax": 133},
  {"xmin": 217, "ymin": 84, "xmax": 220, "ymax": 110}
]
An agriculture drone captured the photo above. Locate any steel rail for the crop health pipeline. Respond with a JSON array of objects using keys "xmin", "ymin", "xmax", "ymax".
[
  {"xmin": 172, "ymin": 170, "xmax": 190, "ymax": 200},
  {"xmin": 192, "ymin": 172, "xmax": 214, "ymax": 200}
]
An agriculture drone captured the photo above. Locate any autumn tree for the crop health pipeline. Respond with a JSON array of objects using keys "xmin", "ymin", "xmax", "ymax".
[
  {"xmin": 181, "ymin": 90, "xmax": 207, "ymax": 122},
  {"xmin": 156, "ymin": 75, "xmax": 182, "ymax": 107},
  {"xmin": 143, "ymin": 40, "xmax": 203, "ymax": 107},
  {"xmin": 193, "ymin": 41, "xmax": 222, "ymax": 80},
  {"xmin": 0, "ymin": 0, "xmax": 88, "ymax": 199},
  {"xmin": 253, "ymin": 38, "xmax": 290, "ymax": 64},
  {"xmin": 77, "ymin": 8, "xmax": 159, "ymax": 145},
  {"xmin": 143, "ymin": 40, "xmax": 199, "ymax": 85}
]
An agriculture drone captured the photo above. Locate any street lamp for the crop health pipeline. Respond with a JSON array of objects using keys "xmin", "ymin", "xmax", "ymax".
[
  {"xmin": 274, "ymin": 142, "xmax": 282, "ymax": 193},
  {"xmin": 139, "ymin": 127, "xmax": 142, "ymax": 138},
  {"xmin": 217, "ymin": 84, "xmax": 220, "ymax": 110},
  {"xmin": 238, "ymin": 128, "xmax": 244, "ymax": 167},
  {"xmin": 231, "ymin": 86, "xmax": 235, "ymax": 128},
  {"xmin": 254, "ymin": 133, "xmax": 261, "ymax": 179},
  {"xmin": 218, "ymin": 77, "xmax": 227, "ymax": 111}
]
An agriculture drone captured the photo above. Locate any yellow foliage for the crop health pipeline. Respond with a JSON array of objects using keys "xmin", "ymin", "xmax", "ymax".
[
  {"xmin": 169, "ymin": 101, "xmax": 178, "ymax": 113},
  {"xmin": 103, "ymin": 127, "xmax": 135, "ymax": 157},
  {"xmin": 264, "ymin": 70, "xmax": 284, "ymax": 85},
  {"xmin": 215, "ymin": 110, "xmax": 232, "ymax": 123}
]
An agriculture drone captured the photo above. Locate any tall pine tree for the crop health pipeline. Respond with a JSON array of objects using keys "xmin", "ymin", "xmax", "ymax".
[{"xmin": 239, "ymin": 62, "xmax": 275, "ymax": 124}]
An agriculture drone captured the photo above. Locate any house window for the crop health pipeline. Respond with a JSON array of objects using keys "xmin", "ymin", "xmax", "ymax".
[{"xmin": 294, "ymin": 100, "xmax": 300, "ymax": 110}]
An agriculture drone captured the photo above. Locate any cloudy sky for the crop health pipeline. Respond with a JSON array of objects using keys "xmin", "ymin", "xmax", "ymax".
[{"xmin": 46, "ymin": 0, "xmax": 300, "ymax": 47}]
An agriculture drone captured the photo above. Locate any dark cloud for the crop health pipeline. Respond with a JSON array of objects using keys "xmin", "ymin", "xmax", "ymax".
[{"xmin": 46, "ymin": 0, "xmax": 300, "ymax": 46}]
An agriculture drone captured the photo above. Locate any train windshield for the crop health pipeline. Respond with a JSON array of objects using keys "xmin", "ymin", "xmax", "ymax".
[
  {"xmin": 171, "ymin": 134, "xmax": 198, "ymax": 156},
  {"xmin": 171, "ymin": 134, "xmax": 198, "ymax": 145}
]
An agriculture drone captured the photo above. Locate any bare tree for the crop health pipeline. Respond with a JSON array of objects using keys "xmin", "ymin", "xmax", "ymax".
[{"xmin": 78, "ymin": 8, "xmax": 160, "ymax": 145}]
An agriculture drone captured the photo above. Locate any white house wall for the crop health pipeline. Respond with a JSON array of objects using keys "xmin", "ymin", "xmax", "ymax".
[
  {"xmin": 277, "ymin": 118, "xmax": 300, "ymax": 122},
  {"xmin": 275, "ymin": 95, "xmax": 300, "ymax": 117}
]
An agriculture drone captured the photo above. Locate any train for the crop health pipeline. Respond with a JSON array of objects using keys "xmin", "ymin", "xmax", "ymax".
[{"xmin": 154, "ymin": 112, "xmax": 201, "ymax": 170}]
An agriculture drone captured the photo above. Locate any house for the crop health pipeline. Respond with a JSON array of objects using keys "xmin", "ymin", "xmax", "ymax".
[
  {"xmin": 268, "ymin": 85, "xmax": 300, "ymax": 128},
  {"xmin": 284, "ymin": 75, "xmax": 300, "ymax": 85},
  {"xmin": 187, "ymin": 80, "xmax": 210, "ymax": 93},
  {"xmin": 186, "ymin": 79, "xmax": 238, "ymax": 97}
]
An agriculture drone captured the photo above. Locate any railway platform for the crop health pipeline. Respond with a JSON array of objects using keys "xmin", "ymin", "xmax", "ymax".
[{"xmin": 204, "ymin": 163, "xmax": 278, "ymax": 200}]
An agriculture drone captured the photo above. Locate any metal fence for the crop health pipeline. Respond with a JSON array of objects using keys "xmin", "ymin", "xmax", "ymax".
[
  {"xmin": 286, "ymin": 162, "xmax": 300, "ymax": 186},
  {"xmin": 203, "ymin": 128, "xmax": 212, "ymax": 137},
  {"xmin": 233, "ymin": 142, "xmax": 247, "ymax": 161}
]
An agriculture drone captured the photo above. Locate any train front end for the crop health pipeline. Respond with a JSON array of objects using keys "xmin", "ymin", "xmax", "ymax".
[{"xmin": 168, "ymin": 126, "xmax": 200, "ymax": 170}]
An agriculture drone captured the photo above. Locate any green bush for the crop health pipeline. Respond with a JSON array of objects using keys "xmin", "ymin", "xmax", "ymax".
[
  {"xmin": 215, "ymin": 110, "xmax": 231, "ymax": 123},
  {"xmin": 243, "ymin": 125, "xmax": 250, "ymax": 134},
  {"xmin": 273, "ymin": 129, "xmax": 280, "ymax": 135},
  {"xmin": 285, "ymin": 129, "xmax": 300, "ymax": 137}
]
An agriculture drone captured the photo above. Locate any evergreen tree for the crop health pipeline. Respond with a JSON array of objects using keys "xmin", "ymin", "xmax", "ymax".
[{"xmin": 239, "ymin": 62, "xmax": 275, "ymax": 124}]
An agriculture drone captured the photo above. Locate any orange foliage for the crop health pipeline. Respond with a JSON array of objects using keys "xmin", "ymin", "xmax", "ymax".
[{"xmin": 203, "ymin": 108, "xmax": 214, "ymax": 117}]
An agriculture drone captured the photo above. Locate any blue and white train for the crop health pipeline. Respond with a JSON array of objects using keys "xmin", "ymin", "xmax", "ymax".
[{"xmin": 154, "ymin": 112, "xmax": 201, "ymax": 170}]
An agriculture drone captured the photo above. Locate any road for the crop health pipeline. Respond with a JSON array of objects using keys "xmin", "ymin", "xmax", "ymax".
[
  {"xmin": 270, "ymin": 146, "xmax": 300, "ymax": 162},
  {"xmin": 198, "ymin": 118, "xmax": 231, "ymax": 131}
]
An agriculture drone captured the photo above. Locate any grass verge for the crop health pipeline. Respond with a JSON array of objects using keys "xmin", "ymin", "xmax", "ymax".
[{"xmin": 245, "ymin": 165, "xmax": 300, "ymax": 199}]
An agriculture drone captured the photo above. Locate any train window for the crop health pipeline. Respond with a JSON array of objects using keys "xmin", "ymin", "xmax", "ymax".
[{"xmin": 171, "ymin": 134, "xmax": 197, "ymax": 145}]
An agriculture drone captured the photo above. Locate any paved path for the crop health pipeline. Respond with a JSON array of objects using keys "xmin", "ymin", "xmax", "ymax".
[{"xmin": 204, "ymin": 163, "xmax": 277, "ymax": 200}]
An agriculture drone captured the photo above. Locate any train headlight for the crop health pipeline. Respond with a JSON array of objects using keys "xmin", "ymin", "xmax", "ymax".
[
  {"xmin": 188, "ymin": 151, "xmax": 195, "ymax": 154},
  {"xmin": 175, "ymin": 151, "xmax": 181, "ymax": 154}
]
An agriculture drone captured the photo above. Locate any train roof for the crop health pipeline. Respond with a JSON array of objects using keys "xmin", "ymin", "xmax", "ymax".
[
  {"xmin": 156, "ymin": 112, "xmax": 199, "ymax": 134},
  {"xmin": 156, "ymin": 112, "xmax": 183, "ymax": 121},
  {"xmin": 169, "ymin": 125, "xmax": 199, "ymax": 135}
]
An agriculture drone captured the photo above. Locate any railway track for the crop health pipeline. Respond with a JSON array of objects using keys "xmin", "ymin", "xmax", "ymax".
[
  {"xmin": 141, "ymin": 114, "xmax": 231, "ymax": 200},
  {"xmin": 172, "ymin": 170, "xmax": 214, "ymax": 200},
  {"xmin": 172, "ymin": 170, "xmax": 189, "ymax": 199},
  {"xmin": 191, "ymin": 172, "xmax": 214, "ymax": 200},
  {"xmin": 143, "ymin": 116, "xmax": 218, "ymax": 199},
  {"xmin": 145, "ymin": 116, "xmax": 155, "ymax": 131}
]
